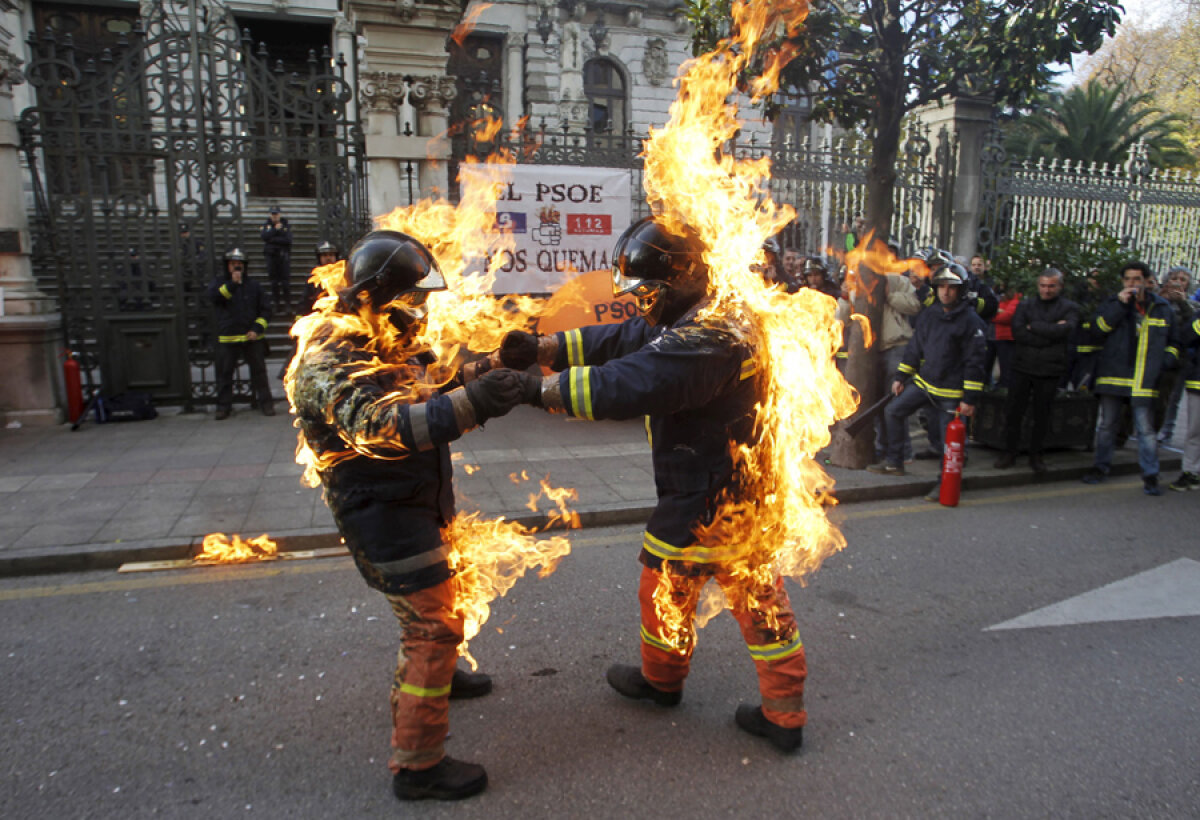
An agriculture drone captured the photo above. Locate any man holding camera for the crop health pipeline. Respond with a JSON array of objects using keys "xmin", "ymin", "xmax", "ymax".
[{"xmin": 1082, "ymin": 262, "xmax": 1180, "ymax": 495}]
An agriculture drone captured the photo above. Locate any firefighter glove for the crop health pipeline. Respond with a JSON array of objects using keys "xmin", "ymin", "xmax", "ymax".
[
  {"xmin": 464, "ymin": 368, "xmax": 524, "ymax": 422},
  {"xmin": 499, "ymin": 330, "xmax": 540, "ymax": 370},
  {"xmin": 515, "ymin": 371, "xmax": 543, "ymax": 407}
]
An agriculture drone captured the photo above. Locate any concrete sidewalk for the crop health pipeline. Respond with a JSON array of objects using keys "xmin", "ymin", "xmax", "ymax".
[{"xmin": 0, "ymin": 400, "xmax": 1183, "ymax": 576}]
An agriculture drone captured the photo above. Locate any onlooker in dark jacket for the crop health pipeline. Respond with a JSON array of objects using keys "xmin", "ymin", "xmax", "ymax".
[
  {"xmin": 1082, "ymin": 261, "xmax": 1181, "ymax": 495},
  {"xmin": 1156, "ymin": 266, "xmax": 1197, "ymax": 443},
  {"xmin": 261, "ymin": 205, "xmax": 293, "ymax": 310},
  {"xmin": 993, "ymin": 269, "xmax": 1080, "ymax": 473},
  {"xmin": 1167, "ymin": 309, "xmax": 1200, "ymax": 491}
]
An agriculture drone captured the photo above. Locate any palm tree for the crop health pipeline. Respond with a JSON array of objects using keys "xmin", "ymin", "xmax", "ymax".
[{"xmin": 1006, "ymin": 80, "xmax": 1193, "ymax": 169}]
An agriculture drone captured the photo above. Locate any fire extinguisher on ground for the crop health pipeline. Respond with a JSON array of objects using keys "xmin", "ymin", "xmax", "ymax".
[
  {"xmin": 939, "ymin": 409, "xmax": 966, "ymax": 507},
  {"xmin": 63, "ymin": 349, "xmax": 83, "ymax": 425}
]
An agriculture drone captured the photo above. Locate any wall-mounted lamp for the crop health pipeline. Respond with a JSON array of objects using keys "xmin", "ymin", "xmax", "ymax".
[
  {"xmin": 589, "ymin": 14, "xmax": 608, "ymax": 50},
  {"xmin": 536, "ymin": 6, "xmax": 555, "ymax": 44}
]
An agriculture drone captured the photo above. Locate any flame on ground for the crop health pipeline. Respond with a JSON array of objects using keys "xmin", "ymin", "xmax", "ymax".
[
  {"xmin": 639, "ymin": 0, "xmax": 859, "ymax": 647},
  {"xmin": 195, "ymin": 532, "xmax": 279, "ymax": 564}
]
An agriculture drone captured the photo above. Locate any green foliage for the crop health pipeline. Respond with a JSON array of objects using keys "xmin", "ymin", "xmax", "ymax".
[
  {"xmin": 1006, "ymin": 80, "xmax": 1193, "ymax": 169},
  {"xmin": 988, "ymin": 223, "xmax": 1126, "ymax": 310},
  {"xmin": 684, "ymin": 0, "xmax": 1123, "ymax": 132}
]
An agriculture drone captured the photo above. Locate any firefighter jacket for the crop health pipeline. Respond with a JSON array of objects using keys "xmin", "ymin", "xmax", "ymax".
[
  {"xmin": 920, "ymin": 269, "xmax": 999, "ymax": 320},
  {"xmin": 1092, "ymin": 292, "xmax": 1181, "ymax": 400},
  {"xmin": 541, "ymin": 303, "xmax": 758, "ymax": 573},
  {"xmin": 208, "ymin": 275, "xmax": 270, "ymax": 344},
  {"xmin": 1010, "ymin": 295, "xmax": 1081, "ymax": 378},
  {"xmin": 1181, "ymin": 311, "xmax": 1200, "ymax": 393},
  {"xmin": 290, "ymin": 327, "xmax": 483, "ymax": 594},
  {"xmin": 896, "ymin": 298, "xmax": 988, "ymax": 403},
  {"xmin": 260, "ymin": 218, "xmax": 292, "ymax": 256}
]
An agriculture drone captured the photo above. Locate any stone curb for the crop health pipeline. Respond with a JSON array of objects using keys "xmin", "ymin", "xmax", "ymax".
[{"xmin": 0, "ymin": 455, "xmax": 1179, "ymax": 579}]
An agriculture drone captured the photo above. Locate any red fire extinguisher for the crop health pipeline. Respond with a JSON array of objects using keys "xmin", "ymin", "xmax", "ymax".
[
  {"xmin": 939, "ymin": 410, "xmax": 966, "ymax": 507},
  {"xmin": 63, "ymin": 349, "xmax": 83, "ymax": 424}
]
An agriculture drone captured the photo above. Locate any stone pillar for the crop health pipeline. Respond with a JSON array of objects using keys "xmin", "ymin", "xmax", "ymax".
[
  {"xmin": 504, "ymin": 31, "xmax": 525, "ymax": 130},
  {"xmin": 0, "ymin": 42, "xmax": 64, "ymax": 425},
  {"xmin": 409, "ymin": 76, "xmax": 455, "ymax": 197},
  {"xmin": 334, "ymin": 15, "xmax": 359, "ymax": 130},
  {"xmin": 557, "ymin": 14, "xmax": 587, "ymax": 133},
  {"xmin": 360, "ymin": 71, "xmax": 407, "ymax": 218},
  {"xmin": 914, "ymin": 94, "xmax": 995, "ymax": 258}
]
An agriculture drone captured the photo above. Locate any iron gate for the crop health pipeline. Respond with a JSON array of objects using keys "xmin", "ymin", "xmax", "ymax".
[{"xmin": 19, "ymin": 0, "xmax": 367, "ymax": 408}]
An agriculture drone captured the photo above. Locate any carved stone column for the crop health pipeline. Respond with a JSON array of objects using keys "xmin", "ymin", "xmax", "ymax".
[
  {"xmin": 557, "ymin": 17, "xmax": 587, "ymax": 133},
  {"xmin": 360, "ymin": 71, "xmax": 407, "ymax": 218},
  {"xmin": 504, "ymin": 31, "xmax": 525, "ymax": 130},
  {"xmin": 0, "ymin": 43, "xmax": 64, "ymax": 424},
  {"xmin": 409, "ymin": 75, "xmax": 456, "ymax": 196}
]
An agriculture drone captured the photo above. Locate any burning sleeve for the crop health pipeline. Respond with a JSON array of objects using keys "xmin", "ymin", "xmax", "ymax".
[
  {"xmin": 330, "ymin": 387, "xmax": 471, "ymax": 457},
  {"xmin": 549, "ymin": 327, "xmax": 744, "ymax": 420}
]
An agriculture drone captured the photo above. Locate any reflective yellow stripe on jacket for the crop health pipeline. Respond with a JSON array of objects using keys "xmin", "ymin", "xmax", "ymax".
[
  {"xmin": 914, "ymin": 374, "xmax": 964, "ymax": 400},
  {"xmin": 566, "ymin": 366, "xmax": 594, "ymax": 420},
  {"xmin": 564, "ymin": 328, "xmax": 586, "ymax": 367},
  {"xmin": 642, "ymin": 531, "xmax": 732, "ymax": 565}
]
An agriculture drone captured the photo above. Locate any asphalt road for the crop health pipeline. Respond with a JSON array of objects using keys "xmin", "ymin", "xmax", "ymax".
[{"xmin": 1, "ymin": 478, "xmax": 1197, "ymax": 819}]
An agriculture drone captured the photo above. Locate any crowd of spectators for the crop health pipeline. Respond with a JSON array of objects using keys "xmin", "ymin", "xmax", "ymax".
[{"xmin": 767, "ymin": 231, "xmax": 1200, "ymax": 497}]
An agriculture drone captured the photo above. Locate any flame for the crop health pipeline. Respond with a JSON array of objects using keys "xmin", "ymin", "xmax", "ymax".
[
  {"xmin": 638, "ymin": 0, "xmax": 858, "ymax": 646},
  {"xmin": 284, "ymin": 117, "xmax": 577, "ymax": 665},
  {"xmin": 195, "ymin": 532, "xmax": 279, "ymax": 564},
  {"xmin": 449, "ymin": 480, "xmax": 580, "ymax": 667},
  {"xmin": 450, "ymin": 2, "xmax": 493, "ymax": 48}
]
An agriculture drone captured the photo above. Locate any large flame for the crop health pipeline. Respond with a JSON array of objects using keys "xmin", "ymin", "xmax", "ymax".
[
  {"xmin": 284, "ymin": 127, "xmax": 578, "ymax": 664},
  {"xmin": 640, "ymin": 0, "xmax": 858, "ymax": 645}
]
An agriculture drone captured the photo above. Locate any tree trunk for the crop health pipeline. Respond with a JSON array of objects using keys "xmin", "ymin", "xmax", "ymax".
[{"xmin": 829, "ymin": 17, "xmax": 906, "ymax": 470}]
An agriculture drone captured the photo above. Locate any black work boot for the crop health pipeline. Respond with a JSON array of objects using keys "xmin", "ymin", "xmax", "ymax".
[
  {"xmin": 449, "ymin": 667, "xmax": 493, "ymax": 700},
  {"xmin": 605, "ymin": 664, "xmax": 682, "ymax": 706},
  {"xmin": 392, "ymin": 757, "xmax": 487, "ymax": 801},
  {"xmin": 735, "ymin": 705, "xmax": 804, "ymax": 753}
]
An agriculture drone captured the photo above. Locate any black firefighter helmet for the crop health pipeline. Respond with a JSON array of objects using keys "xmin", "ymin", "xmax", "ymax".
[
  {"xmin": 315, "ymin": 240, "xmax": 339, "ymax": 262},
  {"xmin": 340, "ymin": 230, "xmax": 446, "ymax": 321},
  {"xmin": 611, "ymin": 216, "xmax": 707, "ymax": 327}
]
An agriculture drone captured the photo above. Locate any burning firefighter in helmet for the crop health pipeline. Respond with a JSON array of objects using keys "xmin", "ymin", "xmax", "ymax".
[
  {"xmin": 208, "ymin": 248, "xmax": 275, "ymax": 419},
  {"xmin": 287, "ymin": 230, "xmax": 528, "ymax": 801},
  {"xmin": 496, "ymin": 215, "xmax": 808, "ymax": 752}
]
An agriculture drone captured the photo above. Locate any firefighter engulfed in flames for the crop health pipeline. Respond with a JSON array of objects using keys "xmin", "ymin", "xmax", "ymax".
[
  {"xmin": 497, "ymin": 216, "xmax": 807, "ymax": 752},
  {"xmin": 288, "ymin": 230, "xmax": 530, "ymax": 801}
]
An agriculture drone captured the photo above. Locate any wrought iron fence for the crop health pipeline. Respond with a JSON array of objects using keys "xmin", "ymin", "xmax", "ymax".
[
  {"xmin": 979, "ymin": 125, "xmax": 1200, "ymax": 275},
  {"xmin": 19, "ymin": 0, "xmax": 367, "ymax": 408}
]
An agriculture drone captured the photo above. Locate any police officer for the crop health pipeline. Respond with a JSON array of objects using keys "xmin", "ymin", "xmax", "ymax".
[
  {"xmin": 261, "ymin": 205, "xmax": 293, "ymax": 310},
  {"xmin": 208, "ymin": 249, "xmax": 274, "ymax": 419},
  {"xmin": 497, "ymin": 216, "xmax": 809, "ymax": 753},
  {"xmin": 288, "ymin": 230, "xmax": 526, "ymax": 801},
  {"xmin": 869, "ymin": 266, "xmax": 988, "ymax": 501}
]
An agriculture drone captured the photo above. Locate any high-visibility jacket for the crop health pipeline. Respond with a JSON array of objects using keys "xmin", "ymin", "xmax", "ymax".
[
  {"xmin": 543, "ymin": 303, "xmax": 758, "ymax": 572},
  {"xmin": 208, "ymin": 275, "xmax": 270, "ymax": 343},
  {"xmin": 290, "ymin": 326, "xmax": 481, "ymax": 594},
  {"xmin": 1092, "ymin": 293, "xmax": 1180, "ymax": 400},
  {"xmin": 896, "ymin": 298, "xmax": 988, "ymax": 403},
  {"xmin": 1177, "ymin": 311, "xmax": 1200, "ymax": 394}
]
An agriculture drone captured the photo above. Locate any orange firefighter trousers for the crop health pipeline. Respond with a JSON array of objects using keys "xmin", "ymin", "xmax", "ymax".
[
  {"xmin": 638, "ymin": 564, "xmax": 808, "ymax": 728},
  {"xmin": 384, "ymin": 578, "xmax": 464, "ymax": 771}
]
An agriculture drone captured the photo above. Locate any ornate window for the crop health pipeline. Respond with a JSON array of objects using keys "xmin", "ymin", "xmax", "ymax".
[{"xmin": 584, "ymin": 58, "xmax": 625, "ymax": 134}]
